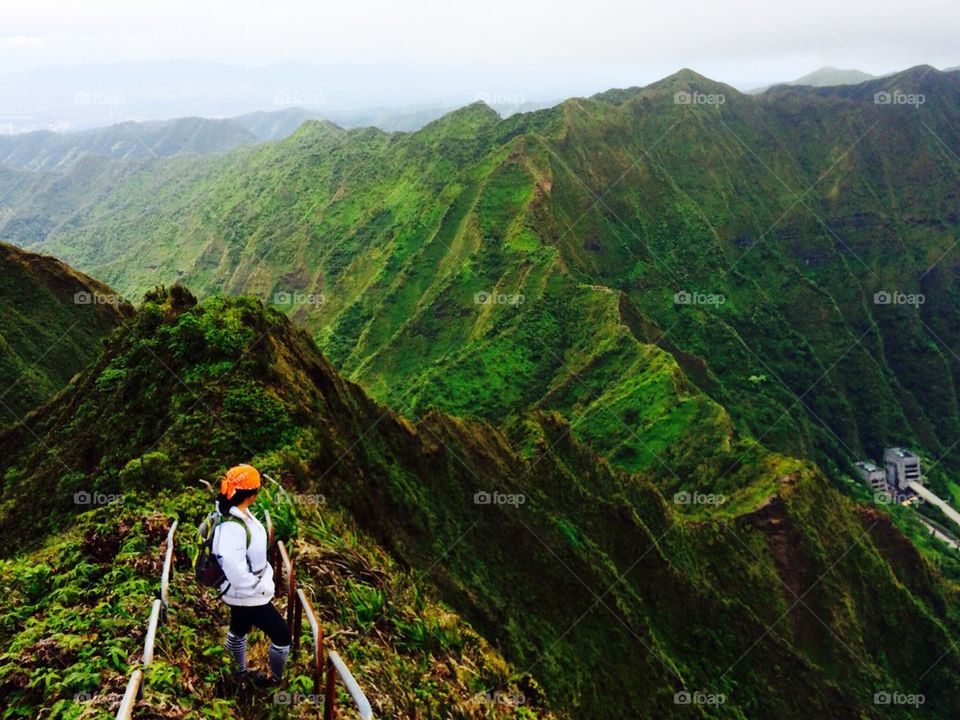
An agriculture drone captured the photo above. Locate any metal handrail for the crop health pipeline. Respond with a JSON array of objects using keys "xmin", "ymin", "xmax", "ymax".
[
  {"xmin": 277, "ymin": 540, "xmax": 297, "ymax": 635},
  {"xmin": 263, "ymin": 472, "xmax": 281, "ymax": 490},
  {"xmin": 115, "ymin": 504, "xmax": 375, "ymax": 719},
  {"xmin": 142, "ymin": 599, "xmax": 162, "ymax": 668},
  {"xmin": 264, "ymin": 509, "xmax": 274, "ymax": 550},
  {"xmin": 160, "ymin": 520, "xmax": 178, "ymax": 619},
  {"xmin": 115, "ymin": 519, "xmax": 176, "ymax": 718},
  {"xmin": 297, "ymin": 587, "xmax": 373, "ymax": 720},
  {"xmin": 269, "ymin": 483, "xmax": 373, "ymax": 717},
  {"xmin": 115, "ymin": 670, "xmax": 143, "ymax": 720},
  {"xmin": 297, "ymin": 588, "xmax": 324, "ymax": 697},
  {"xmin": 328, "ymin": 652, "xmax": 374, "ymax": 720},
  {"xmin": 134, "ymin": 599, "xmax": 162, "ymax": 702}
]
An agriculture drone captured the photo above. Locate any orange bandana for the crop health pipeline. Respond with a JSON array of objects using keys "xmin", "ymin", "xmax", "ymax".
[{"xmin": 220, "ymin": 464, "xmax": 262, "ymax": 499}]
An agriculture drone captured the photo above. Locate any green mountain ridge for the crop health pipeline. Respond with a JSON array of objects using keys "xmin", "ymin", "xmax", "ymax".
[
  {"xmin": 0, "ymin": 241, "xmax": 132, "ymax": 421},
  {"xmin": 5, "ymin": 65, "xmax": 960, "ymax": 499},
  {"xmin": 3, "ymin": 288, "xmax": 960, "ymax": 717}
]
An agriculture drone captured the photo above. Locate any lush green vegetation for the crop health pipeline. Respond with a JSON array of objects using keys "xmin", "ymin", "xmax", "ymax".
[
  {"xmin": 4, "ymin": 63, "xmax": 960, "ymax": 718},
  {"xmin": 0, "ymin": 480, "xmax": 542, "ymax": 719},
  {"xmin": 2, "ymin": 290, "xmax": 960, "ymax": 717},
  {"xmin": 0, "ymin": 242, "xmax": 131, "ymax": 422},
  {"xmin": 6, "ymin": 67, "xmax": 960, "ymax": 501}
]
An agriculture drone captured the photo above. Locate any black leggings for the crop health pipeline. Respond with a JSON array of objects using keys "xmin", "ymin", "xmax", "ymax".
[{"xmin": 228, "ymin": 602, "xmax": 291, "ymax": 646}]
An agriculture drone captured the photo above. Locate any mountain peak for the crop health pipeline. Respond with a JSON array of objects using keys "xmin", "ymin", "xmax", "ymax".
[
  {"xmin": 638, "ymin": 68, "xmax": 741, "ymax": 103},
  {"xmin": 663, "ymin": 67, "xmax": 713, "ymax": 84},
  {"xmin": 592, "ymin": 69, "xmax": 737, "ymax": 106},
  {"xmin": 836, "ymin": 63, "xmax": 957, "ymax": 100},
  {"xmin": 883, "ymin": 63, "xmax": 944, "ymax": 87},
  {"xmin": 416, "ymin": 100, "xmax": 501, "ymax": 136},
  {"xmin": 440, "ymin": 100, "xmax": 500, "ymax": 122}
]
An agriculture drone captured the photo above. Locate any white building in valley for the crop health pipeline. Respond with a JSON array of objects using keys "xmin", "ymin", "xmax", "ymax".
[
  {"xmin": 855, "ymin": 461, "xmax": 887, "ymax": 492},
  {"xmin": 884, "ymin": 447, "xmax": 922, "ymax": 490}
]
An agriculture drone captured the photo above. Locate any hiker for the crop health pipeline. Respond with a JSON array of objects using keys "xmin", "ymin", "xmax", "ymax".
[{"xmin": 212, "ymin": 464, "xmax": 291, "ymax": 687}]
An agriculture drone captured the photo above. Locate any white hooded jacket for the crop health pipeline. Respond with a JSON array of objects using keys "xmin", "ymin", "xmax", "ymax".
[{"xmin": 212, "ymin": 505, "xmax": 276, "ymax": 606}]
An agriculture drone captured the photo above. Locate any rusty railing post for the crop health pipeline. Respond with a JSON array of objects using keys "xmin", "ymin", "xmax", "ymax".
[
  {"xmin": 294, "ymin": 592, "xmax": 303, "ymax": 655},
  {"xmin": 277, "ymin": 541, "xmax": 296, "ymax": 636},
  {"xmin": 324, "ymin": 655, "xmax": 337, "ymax": 720}
]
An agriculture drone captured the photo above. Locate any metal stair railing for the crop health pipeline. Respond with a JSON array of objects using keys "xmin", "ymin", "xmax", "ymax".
[
  {"xmin": 118, "ymin": 486, "xmax": 373, "ymax": 718},
  {"xmin": 116, "ymin": 519, "xmax": 178, "ymax": 719},
  {"xmin": 266, "ymin": 507, "xmax": 373, "ymax": 719}
]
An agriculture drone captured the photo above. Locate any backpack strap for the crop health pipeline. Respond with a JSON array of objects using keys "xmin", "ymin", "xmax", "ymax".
[
  {"xmin": 211, "ymin": 513, "xmax": 257, "ymax": 597},
  {"xmin": 216, "ymin": 514, "xmax": 254, "ymax": 585},
  {"xmin": 219, "ymin": 515, "xmax": 252, "ymax": 548}
]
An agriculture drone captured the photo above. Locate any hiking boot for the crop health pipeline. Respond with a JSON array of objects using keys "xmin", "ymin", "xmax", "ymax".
[{"xmin": 246, "ymin": 670, "xmax": 280, "ymax": 688}]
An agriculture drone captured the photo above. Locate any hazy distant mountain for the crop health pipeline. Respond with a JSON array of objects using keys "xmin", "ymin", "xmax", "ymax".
[
  {"xmin": 0, "ymin": 116, "xmax": 259, "ymax": 171},
  {"xmin": 0, "ymin": 107, "xmax": 437, "ymax": 171},
  {"xmin": 750, "ymin": 65, "xmax": 877, "ymax": 93},
  {"xmin": 0, "ymin": 100, "xmax": 562, "ymax": 170},
  {"xmin": 0, "ymin": 60, "xmax": 555, "ymax": 136},
  {"xmin": 231, "ymin": 107, "xmax": 324, "ymax": 140}
]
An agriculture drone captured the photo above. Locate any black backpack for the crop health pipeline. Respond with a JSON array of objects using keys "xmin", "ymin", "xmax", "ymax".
[{"xmin": 195, "ymin": 511, "xmax": 252, "ymax": 589}]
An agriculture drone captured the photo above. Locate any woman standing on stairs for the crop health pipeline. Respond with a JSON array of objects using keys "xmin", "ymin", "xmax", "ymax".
[{"xmin": 213, "ymin": 464, "xmax": 291, "ymax": 687}]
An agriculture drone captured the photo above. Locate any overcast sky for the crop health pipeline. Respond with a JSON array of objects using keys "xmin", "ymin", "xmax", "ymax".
[{"xmin": 1, "ymin": 0, "xmax": 959, "ymax": 112}]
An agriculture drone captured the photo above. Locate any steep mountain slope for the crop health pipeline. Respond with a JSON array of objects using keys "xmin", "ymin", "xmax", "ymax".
[
  {"xmin": 0, "ymin": 242, "xmax": 132, "ymax": 421},
  {"xmin": 4, "ymin": 66, "xmax": 960, "ymax": 497},
  {"xmin": 2, "ymin": 289, "xmax": 960, "ymax": 717}
]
